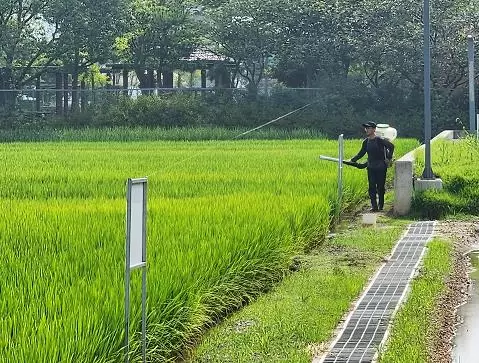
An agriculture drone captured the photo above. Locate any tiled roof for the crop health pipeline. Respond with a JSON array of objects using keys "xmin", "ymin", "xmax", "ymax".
[{"xmin": 183, "ymin": 48, "xmax": 229, "ymax": 62}]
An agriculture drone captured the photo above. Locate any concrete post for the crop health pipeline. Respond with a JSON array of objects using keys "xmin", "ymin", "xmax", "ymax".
[
  {"xmin": 393, "ymin": 130, "xmax": 455, "ymax": 215},
  {"xmin": 393, "ymin": 156, "xmax": 414, "ymax": 216}
]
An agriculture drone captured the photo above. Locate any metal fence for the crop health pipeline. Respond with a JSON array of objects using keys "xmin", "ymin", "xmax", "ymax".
[
  {"xmin": 0, "ymin": 86, "xmax": 321, "ymax": 115},
  {"xmin": 0, "ymin": 87, "xmax": 241, "ymax": 114}
]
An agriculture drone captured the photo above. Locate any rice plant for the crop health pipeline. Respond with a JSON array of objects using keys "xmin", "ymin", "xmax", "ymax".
[
  {"xmin": 0, "ymin": 138, "xmax": 417, "ymax": 361},
  {"xmin": 0, "ymin": 126, "xmax": 327, "ymax": 143}
]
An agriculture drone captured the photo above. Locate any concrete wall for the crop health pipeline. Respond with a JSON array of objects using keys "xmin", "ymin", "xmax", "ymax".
[{"xmin": 393, "ymin": 130, "xmax": 458, "ymax": 216}]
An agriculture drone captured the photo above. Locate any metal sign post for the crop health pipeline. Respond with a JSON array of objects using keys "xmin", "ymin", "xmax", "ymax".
[
  {"xmin": 125, "ymin": 178, "xmax": 147, "ymax": 363},
  {"xmin": 318, "ymin": 135, "xmax": 344, "ymax": 219}
]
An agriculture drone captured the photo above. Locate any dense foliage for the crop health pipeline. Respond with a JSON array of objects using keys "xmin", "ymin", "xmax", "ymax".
[
  {"xmin": 0, "ymin": 0, "xmax": 478, "ymax": 138},
  {"xmin": 1, "ymin": 89, "xmax": 448, "ymax": 139}
]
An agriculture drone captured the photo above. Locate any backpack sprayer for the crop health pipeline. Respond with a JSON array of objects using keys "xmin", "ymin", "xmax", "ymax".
[{"xmin": 319, "ymin": 124, "xmax": 397, "ymax": 169}]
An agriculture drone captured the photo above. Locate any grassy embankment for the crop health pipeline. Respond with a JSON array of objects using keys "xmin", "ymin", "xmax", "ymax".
[{"xmin": 413, "ymin": 136, "xmax": 479, "ymax": 218}]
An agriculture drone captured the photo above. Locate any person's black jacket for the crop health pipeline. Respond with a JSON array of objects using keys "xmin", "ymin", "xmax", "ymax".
[{"xmin": 351, "ymin": 136, "xmax": 395, "ymax": 169}]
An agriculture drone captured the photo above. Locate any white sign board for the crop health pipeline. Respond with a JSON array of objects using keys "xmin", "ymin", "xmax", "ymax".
[
  {"xmin": 126, "ymin": 178, "xmax": 147, "ymax": 270},
  {"xmin": 125, "ymin": 178, "xmax": 148, "ymax": 363}
]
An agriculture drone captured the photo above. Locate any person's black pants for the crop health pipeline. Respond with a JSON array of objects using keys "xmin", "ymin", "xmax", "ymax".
[{"xmin": 367, "ymin": 167, "xmax": 387, "ymax": 209}]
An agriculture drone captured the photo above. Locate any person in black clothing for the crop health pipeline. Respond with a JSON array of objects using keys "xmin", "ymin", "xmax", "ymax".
[{"xmin": 350, "ymin": 121, "xmax": 395, "ymax": 212}]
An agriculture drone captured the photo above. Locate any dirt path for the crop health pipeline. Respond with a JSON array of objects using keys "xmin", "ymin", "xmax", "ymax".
[{"xmin": 431, "ymin": 220, "xmax": 479, "ymax": 363}]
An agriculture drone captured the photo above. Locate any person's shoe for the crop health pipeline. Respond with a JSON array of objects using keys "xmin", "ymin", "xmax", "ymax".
[
  {"xmin": 370, "ymin": 207, "xmax": 379, "ymax": 212},
  {"xmin": 378, "ymin": 206, "xmax": 384, "ymax": 211}
]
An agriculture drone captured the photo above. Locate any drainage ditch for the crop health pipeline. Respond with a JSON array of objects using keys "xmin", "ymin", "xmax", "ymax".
[{"xmin": 452, "ymin": 250, "xmax": 479, "ymax": 363}]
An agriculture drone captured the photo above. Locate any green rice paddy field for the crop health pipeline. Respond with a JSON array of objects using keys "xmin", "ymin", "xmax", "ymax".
[{"xmin": 0, "ymin": 138, "xmax": 418, "ymax": 362}]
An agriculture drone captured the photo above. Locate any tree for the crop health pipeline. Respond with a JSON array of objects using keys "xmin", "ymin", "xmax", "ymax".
[
  {"xmin": 0, "ymin": 0, "xmax": 63, "ymax": 108},
  {"xmin": 270, "ymin": 0, "xmax": 342, "ymax": 87},
  {"xmin": 46, "ymin": 0, "xmax": 125, "ymax": 111},
  {"xmin": 0, "ymin": 0, "xmax": 124, "ymax": 111},
  {"xmin": 204, "ymin": 0, "xmax": 286, "ymax": 96},
  {"xmin": 115, "ymin": 0, "xmax": 199, "ymax": 90}
]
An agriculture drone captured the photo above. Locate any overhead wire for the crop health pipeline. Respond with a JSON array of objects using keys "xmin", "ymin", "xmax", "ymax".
[{"xmin": 146, "ymin": 100, "xmax": 319, "ymax": 177}]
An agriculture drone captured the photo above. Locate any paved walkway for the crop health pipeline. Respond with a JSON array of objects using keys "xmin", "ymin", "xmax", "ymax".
[{"xmin": 314, "ymin": 221, "xmax": 435, "ymax": 363}]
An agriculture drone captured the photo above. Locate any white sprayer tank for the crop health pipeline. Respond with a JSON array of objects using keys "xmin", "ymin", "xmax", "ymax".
[{"xmin": 376, "ymin": 124, "xmax": 397, "ymax": 141}]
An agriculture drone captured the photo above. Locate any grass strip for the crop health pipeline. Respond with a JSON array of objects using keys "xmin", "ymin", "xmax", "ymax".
[
  {"xmin": 412, "ymin": 137, "xmax": 479, "ymax": 218},
  {"xmin": 188, "ymin": 217, "xmax": 409, "ymax": 362},
  {"xmin": 378, "ymin": 238, "xmax": 452, "ymax": 363},
  {"xmin": 0, "ymin": 126, "xmax": 327, "ymax": 142}
]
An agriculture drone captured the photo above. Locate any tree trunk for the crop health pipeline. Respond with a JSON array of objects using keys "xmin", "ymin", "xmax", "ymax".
[
  {"xmin": 56, "ymin": 72, "xmax": 62, "ymax": 115},
  {"xmin": 163, "ymin": 71, "xmax": 173, "ymax": 88},
  {"xmin": 247, "ymin": 82, "xmax": 258, "ymax": 100},
  {"xmin": 123, "ymin": 68, "xmax": 129, "ymax": 96},
  {"xmin": 0, "ymin": 69, "xmax": 5, "ymax": 108},
  {"xmin": 80, "ymin": 80, "xmax": 87, "ymax": 111},
  {"xmin": 147, "ymin": 68, "xmax": 154, "ymax": 95},
  {"xmin": 71, "ymin": 70, "xmax": 79, "ymax": 113},
  {"xmin": 35, "ymin": 77, "xmax": 41, "ymax": 113},
  {"xmin": 342, "ymin": 55, "xmax": 351, "ymax": 79},
  {"xmin": 305, "ymin": 64, "xmax": 313, "ymax": 88},
  {"xmin": 71, "ymin": 51, "xmax": 80, "ymax": 112},
  {"xmin": 201, "ymin": 69, "xmax": 206, "ymax": 88},
  {"xmin": 63, "ymin": 72, "xmax": 69, "ymax": 116},
  {"xmin": 156, "ymin": 69, "xmax": 163, "ymax": 88},
  {"xmin": 135, "ymin": 67, "xmax": 149, "ymax": 94},
  {"xmin": 2, "ymin": 67, "xmax": 16, "ymax": 112}
]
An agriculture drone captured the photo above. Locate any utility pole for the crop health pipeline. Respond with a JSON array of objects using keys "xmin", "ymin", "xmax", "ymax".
[
  {"xmin": 422, "ymin": 0, "xmax": 434, "ymax": 179},
  {"xmin": 468, "ymin": 35, "xmax": 476, "ymax": 133}
]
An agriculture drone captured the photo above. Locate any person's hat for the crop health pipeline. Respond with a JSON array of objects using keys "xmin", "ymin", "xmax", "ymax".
[{"xmin": 361, "ymin": 121, "xmax": 377, "ymax": 128}]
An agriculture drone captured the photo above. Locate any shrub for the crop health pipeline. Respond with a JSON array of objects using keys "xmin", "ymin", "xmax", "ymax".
[{"xmin": 0, "ymin": 87, "xmax": 427, "ymax": 138}]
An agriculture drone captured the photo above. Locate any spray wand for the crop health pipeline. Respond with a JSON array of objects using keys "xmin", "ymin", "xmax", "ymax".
[{"xmin": 319, "ymin": 155, "xmax": 367, "ymax": 169}]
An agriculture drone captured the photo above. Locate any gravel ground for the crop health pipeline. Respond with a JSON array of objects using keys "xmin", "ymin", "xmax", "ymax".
[{"xmin": 430, "ymin": 219, "xmax": 479, "ymax": 363}]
